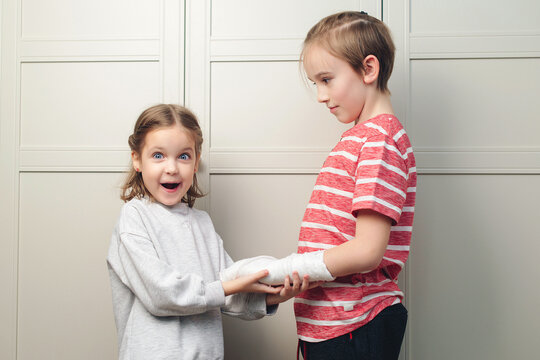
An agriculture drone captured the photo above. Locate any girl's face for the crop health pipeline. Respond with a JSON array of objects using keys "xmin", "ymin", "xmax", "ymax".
[
  {"xmin": 304, "ymin": 45, "xmax": 367, "ymax": 124},
  {"xmin": 132, "ymin": 124, "xmax": 199, "ymax": 206}
]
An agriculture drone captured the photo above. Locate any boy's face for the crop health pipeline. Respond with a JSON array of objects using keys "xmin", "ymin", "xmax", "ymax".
[
  {"xmin": 304, "ymin": 45, "xmax": 368, "ymax": 124},
  {"xmin": 132, "ymin": 124, "xmax": 199, "ymax": 206}
]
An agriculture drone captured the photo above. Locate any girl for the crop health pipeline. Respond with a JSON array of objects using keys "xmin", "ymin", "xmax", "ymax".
[{"xmin": 107, "ymin": 104, "xmax": 309, "ymax": 360}]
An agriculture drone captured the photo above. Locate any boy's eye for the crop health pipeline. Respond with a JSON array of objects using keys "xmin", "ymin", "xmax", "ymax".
[
  {"xmin": 322, "ymin": 78, "xmax": 330, "ymax": 84},
  {"xmin": 179, "ymin": 153, "xmax": 190, "ymax": 160},
  {"xmin": 152, "ymin": 153, "xmax": 163, "ymax": 159}
]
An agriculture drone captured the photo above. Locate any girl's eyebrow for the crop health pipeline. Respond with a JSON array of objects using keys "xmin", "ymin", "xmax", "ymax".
[
  {"xmin": 147, "ymin": 146, "xmax": 165, "ymax": 152},
  {"xmin": 147, "ymin": 146, "xmax": 194, "ymax": 152}
]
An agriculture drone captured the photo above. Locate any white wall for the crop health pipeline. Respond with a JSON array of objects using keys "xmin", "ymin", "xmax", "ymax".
[{"xmin": 1, "ymin": 1, "xmax": 539, "ymax": 359}]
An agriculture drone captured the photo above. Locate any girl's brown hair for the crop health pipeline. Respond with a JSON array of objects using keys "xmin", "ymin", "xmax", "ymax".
[
  {"xmin": 121, "ymin": 104, "xmax": 204, "ymax": 207},
  {"xmin": 302, "ymin": 11, "xmax": 395, "ymax": 93}
]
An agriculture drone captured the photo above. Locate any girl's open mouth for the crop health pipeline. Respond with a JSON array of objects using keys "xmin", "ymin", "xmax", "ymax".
[{"xmin": 161, "ymin": 183, "xmax": 180, "ymax": 191}]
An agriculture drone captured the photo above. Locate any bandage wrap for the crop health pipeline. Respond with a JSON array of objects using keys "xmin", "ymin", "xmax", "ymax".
[{"xmin": 220, "ymin": 251, "xmax": 335, "ymax": 285}]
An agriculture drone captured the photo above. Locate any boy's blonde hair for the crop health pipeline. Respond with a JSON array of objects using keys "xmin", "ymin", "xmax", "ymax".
[
  {"xmin": 302, "ymin": 11, "xmax": 395, "ymax": 92},
  {"xmin": 121, "ymin": 104, "xmax": 204, "ymax": 207}
]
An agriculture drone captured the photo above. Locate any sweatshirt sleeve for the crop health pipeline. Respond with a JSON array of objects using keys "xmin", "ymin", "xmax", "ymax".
[
  {"xmin": 218, "ymin": 238, "xmax": 277, "ymax": 319},
  {"xmin": 110, "ymin": 206, "xmax": 226, "ymax": 317}
]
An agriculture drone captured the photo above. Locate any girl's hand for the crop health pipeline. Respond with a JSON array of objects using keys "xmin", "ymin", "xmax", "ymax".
[
  {"xmin": 222, "ymin": 269, "xmax": 282, "ymax": 296},
  {"xmin": 266, "ymin": 271, "xmax": 322, "ymax": 306}
]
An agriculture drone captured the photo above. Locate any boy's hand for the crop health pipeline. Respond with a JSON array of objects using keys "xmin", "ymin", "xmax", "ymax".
[
  {"xmin": 222, "ymin": 269, "xmax": 282, "ymax": 296},
  {"xmin": 266, "ymin": 271, "xmax": 322, "ymax": 305}
]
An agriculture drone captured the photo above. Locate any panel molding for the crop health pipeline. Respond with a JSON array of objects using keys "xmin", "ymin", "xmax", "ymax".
[
  {"xmin": 210, "ymin": 37, "xmax": 303, "ymax": 61},
  {"xmin": 415, "ymin": 147, "xmax": 540, "ymax": 174},
  {"xmin": 19, "ymin": 39, "xmax": 161, "ymax": 61},
  {"xmin": 19, "ymin": 146, "xmax": 540, "ymax": 174},
  {"xmin": 385, "ymin": 1, "xmax": 410, "ymax": 359},
  {"xmin": 185, "ymin": 0, "xmax": 211, "ymax": 210},
  {"xmin": 410, "ymin": 32, "xmax": 540, "ymax": 59},
  {"xmin": 19, "ymin": 148, "xmax": 130, "ymax": 172},
  {"xmin": 209, "ymin": 148, "xmax": 329, "ymax": 174}
]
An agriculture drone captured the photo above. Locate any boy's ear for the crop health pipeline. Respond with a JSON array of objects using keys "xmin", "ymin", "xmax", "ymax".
[
  {"xmin": 131, "ymin": 151, "xmax": 141, "ymax": 172},
  {"xmin": 362, "ymin": 55, "xmax": 380, "ymax": 85}
]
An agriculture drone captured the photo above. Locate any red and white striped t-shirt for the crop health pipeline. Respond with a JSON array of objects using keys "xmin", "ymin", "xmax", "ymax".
[{"xmin": 295, "ymin": 114, "xmax": 416, "ymax": 342}]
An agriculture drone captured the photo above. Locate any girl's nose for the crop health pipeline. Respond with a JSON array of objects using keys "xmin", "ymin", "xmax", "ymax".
[{"xmin": 165, "ymin": 160, "xmax": 178, "ymax": 174}]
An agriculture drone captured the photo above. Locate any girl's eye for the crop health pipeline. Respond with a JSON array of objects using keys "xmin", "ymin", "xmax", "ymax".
[
  {"xmin": 179, "ymin": 153, "xmax": 190, "ymax": 160},
  {"xmin": 322, "ymin": 78, "xmax": 330, "ymax": 84},
  {"xmin": 152, "ymin": 153, "xmax": 163, "ymax": 159}
]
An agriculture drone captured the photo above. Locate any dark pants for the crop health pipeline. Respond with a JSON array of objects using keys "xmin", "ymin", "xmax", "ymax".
[{"xmin": 299, "ymin": 303, "xmax": 407, "ymax": 360}]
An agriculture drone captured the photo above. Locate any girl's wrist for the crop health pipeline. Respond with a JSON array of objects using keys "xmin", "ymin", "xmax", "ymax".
[{"xmin": 221, "ymin": 280, "xmax": 234, "ymax": 296}]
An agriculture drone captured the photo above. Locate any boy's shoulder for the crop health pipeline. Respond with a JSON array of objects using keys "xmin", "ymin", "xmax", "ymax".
[{"xmin": 344, "ymin": 113, "xmax": 403, "ymax": 139}]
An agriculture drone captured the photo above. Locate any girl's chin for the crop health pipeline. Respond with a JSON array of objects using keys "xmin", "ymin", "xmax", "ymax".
[
  {"xmin": 155, "ymin": 192, "xmax": 184, "ymax": 206},
  {"xmin": 160, "ymin": 199, "xmax": 182, "ymax": 207}
]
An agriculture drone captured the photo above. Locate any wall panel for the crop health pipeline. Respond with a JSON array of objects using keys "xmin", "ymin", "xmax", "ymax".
[
  {"xmin": 209, "ymin": 174, "xmax": 315, "ymax": 258},
  {"xmin": 18, "ymin": 172, "xmax": 124, "ymax": 360},
  {"xmin": 410, "ymin": 174, "xmax": 540, "ymax": 359},
  {"xmin": 22, "ymin": 0, "xmax": 160, "ymax": 39},
  {"xmin": 210, "ymin": 61, "xmax": 344, "ymax": 149},
  {"xmin": 20, "ymin": 61, "xmax": 160, "ymax": 148},
  {"xmin": 410, "ymin": 0, "xmax": 540, "ymax": 34},
  {"xmin": 211, "ymin": 0, "xmax": 362, "ymax": 38},
  {"xmin": 409, "ymin": 58, "xmax": 540, "ymax": 149},
  {"xmin": 210, "ymin": 174, "xmax": 316, "ymax": 359}
]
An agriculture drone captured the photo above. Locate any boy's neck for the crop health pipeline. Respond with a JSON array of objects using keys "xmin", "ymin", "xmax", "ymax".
[{"xmin": 356, "ymin": 89, "xmax": 394, "ymax": 124}]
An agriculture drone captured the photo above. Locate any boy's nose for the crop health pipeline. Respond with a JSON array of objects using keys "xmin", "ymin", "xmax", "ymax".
[{"xmin": 317, "ymin": 88, "xmax": 329, "ymax": 103}]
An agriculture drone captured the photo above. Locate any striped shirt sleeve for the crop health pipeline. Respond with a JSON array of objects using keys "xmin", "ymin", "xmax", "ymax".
[{"xmin": 351, "ymin": 134, "xmax": 408, "ymax": 224}]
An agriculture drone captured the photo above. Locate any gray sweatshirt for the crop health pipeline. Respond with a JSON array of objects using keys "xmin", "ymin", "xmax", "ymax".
[{"xmin": 107, "ymin": 198, "xmax": 272, "ymax": 360}]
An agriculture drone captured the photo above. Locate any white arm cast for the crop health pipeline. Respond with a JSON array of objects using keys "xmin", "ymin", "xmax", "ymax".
[{"xmin": 220, "ymin": 251, "xmax": 335, "ymax": 286}]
